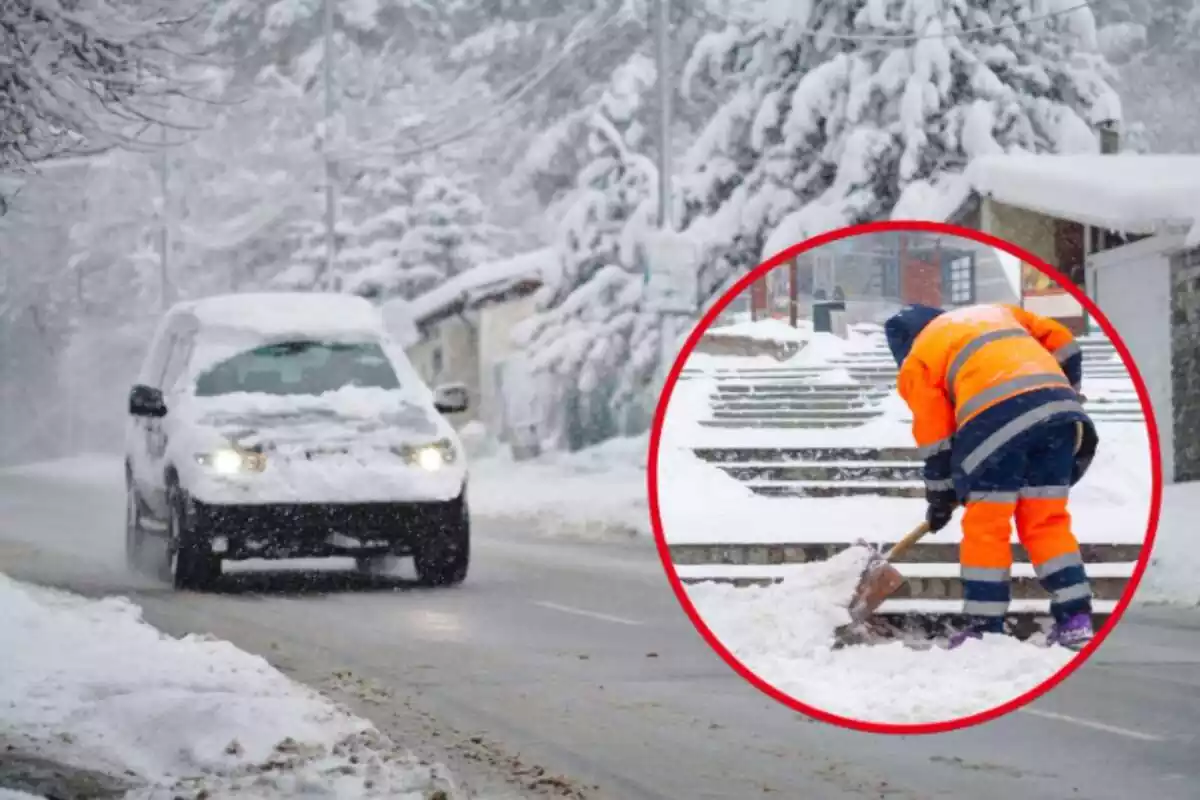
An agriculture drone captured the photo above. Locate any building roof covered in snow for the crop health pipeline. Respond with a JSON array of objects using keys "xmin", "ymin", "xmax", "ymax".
[
  {"xmin": 961, "ymin": 154, "xmax": 1200, "ymax": 236},
  {"xmin": 407, "ymin": 247, "xmax": 558, "ymax": 328}
]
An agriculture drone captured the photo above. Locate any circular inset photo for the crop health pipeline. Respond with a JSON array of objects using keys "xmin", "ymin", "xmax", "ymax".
[{"xmin": 649, "ymin": 220, "xmax": 1162, "ymax": 733}]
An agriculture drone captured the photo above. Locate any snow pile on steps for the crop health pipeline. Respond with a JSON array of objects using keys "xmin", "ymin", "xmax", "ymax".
[
  {"xmin": 0, "ymin": 574, "xmax": 455, "ymax": 799},
  {"xmin": 686, "ymin": 547, "xmax": 1075, "ymax": 726}
]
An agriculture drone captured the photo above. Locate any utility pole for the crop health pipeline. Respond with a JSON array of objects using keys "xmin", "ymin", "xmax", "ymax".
[
  {"xmin": 652, "ymin": 0, "xmax": 681, "ymax": 396},
  {"xmin": 159, "ymin": 124, "xmax": 170, "ymax": 310},
  {"xmin": 655, "ymin": 0, "xmax": 672, "ymax": 232},
  {"xmin": 322, "ymin": 0, "xmax": 338, "ymax": 289}
]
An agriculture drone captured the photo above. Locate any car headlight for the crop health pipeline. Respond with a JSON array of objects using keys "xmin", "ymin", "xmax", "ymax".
[
  {"xmin": 392, "ymin": 439, "xmax": 457, "ymax": 471},
  {"xmin": 196, "ymin": 445, "xmax": 267, "ymax": 475}
]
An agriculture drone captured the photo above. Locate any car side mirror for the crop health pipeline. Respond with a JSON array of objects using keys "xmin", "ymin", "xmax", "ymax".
[
  {"xmin": 433, "ymin": 383, "xmax": 469, "ymax": 414},
  {"xmin": 129, "ymin": 384, "xmax": 168, "ymax": 418}
]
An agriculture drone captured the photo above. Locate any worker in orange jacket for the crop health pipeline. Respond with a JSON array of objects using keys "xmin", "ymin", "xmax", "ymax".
[{"xmin": 884, "ymin": 302, "xmax": 1100, "ymax": 650}]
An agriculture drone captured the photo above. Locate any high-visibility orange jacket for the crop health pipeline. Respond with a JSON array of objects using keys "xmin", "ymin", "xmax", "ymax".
[{"xmin": 884, "ymin": 303, "xmax": 1098, "ymax": 498}]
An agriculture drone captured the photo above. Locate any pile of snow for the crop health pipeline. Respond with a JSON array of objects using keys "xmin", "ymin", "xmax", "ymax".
[
  {"xmin": 1135, "ymin": 480, "xmax": 1200, "ymax": 607},
  {"xmin": 686, "ymin": 548, "xmax": 1075, "ymax": 725},
  {"xmin": 0, "ymin": 574, "xmax": 453, "ymax": 799},
  {"xmin": 787, "ymin": 331, "xmax": 851, "ymax": 365},
  {"xmin": 468, "ymin": 434, "xmax": 649, "ymax": 538}
]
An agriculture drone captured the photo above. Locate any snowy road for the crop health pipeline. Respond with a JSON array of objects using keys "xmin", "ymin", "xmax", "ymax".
[{"xmin": 1, "ymin": 462, "xmax": 1197, "ymax": 800}]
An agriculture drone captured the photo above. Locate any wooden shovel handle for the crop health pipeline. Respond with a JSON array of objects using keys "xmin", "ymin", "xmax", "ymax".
[{"xmin": 883, "ymin": 520, "xmax": 933, "ymax": 561}]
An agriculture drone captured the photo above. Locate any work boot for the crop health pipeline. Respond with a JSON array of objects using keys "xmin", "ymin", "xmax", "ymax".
[
  {"xmin": 945, "ymin": 619, "xmax": 1005, "ymax": 650},
  {"xmin": 1047, "ymin": 613, "xmax": 1095, "ymax": 651},
  {"xmin": 945, "ymin": 628, "xmax": 984, "ymax": 650}
]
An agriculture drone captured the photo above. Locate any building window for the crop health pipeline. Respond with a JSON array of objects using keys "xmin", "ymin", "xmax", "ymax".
[{"xmin": 946, "ymin": 255, "xmax": 975, "ymax": 305}]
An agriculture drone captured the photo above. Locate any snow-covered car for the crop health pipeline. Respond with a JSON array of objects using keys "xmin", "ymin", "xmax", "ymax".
[{"xmin": 123, "ymin": 292, "xmax": 471, "ymax": 591}]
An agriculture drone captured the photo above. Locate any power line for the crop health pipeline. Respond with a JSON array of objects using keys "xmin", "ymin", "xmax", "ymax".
[
  {"xmin": 761, "ymin": 1, "xmax": 1094, "ymax": 43},
  {"xmin": 343, "ymin": 5, "xmax": 626, "ymax": 164}
]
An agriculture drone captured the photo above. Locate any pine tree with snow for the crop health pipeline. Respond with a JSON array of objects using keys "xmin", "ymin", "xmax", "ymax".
[
  {"xmin": 511, "ymin": 54, "xmax": 661, "ymax": 451},
  {"xmin": 678, "ymin": 0, "xmax": 1125, "ymax": 301},
  {"xmin": 384, "ymin": 175, "xmax": 499, "ymax": 298}
]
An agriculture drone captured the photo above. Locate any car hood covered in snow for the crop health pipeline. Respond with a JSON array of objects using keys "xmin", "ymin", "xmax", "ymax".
[{"xmin": 177, "ymin": 387, "xmax": 450, "ymax": 454}]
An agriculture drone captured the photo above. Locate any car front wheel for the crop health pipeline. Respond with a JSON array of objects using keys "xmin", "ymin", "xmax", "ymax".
[
  {"xmin": 413, "ymin": 495, "xmax": 470, "ymax": 587},
  {"xmin": 163, "ymin": 489, "xmax": 221, "ymax": 591}
]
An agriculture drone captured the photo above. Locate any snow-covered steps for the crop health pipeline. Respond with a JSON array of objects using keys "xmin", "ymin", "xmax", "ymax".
[
  {"xmin": 709, "ymin": 407, "xmax": 884, "ymax": 422},
  {"xmin": 710, "ymin": 398, "xmax": 881, "ymax": 411},
  {"xmin": 668, "ymin": 540, "xmax": 1142, "ymax": 567},
  {"xmin": 694, "ymin": 444, "xmax": 924, "ymax": 490},
  {"xmin": 744, "ymin": 480, "xmax": 926, "ymax": 498},
  {"xmin": 714, "ymin": 460, "xmax": 923, "ymax": 482},
  {"xmin": 693, "ymin": 445, "xmax": 921, "ymax": 462},
  {"xmin": 699, "ymin": 418, "xmax": 880, "ymax": 430},
  {"xmin": 676, "ymin": 562, "xmax": 1133, "ymax": 602},
  {"xmin": 712, "ymin": 383, "xmax": 885, "ymax": 396}
]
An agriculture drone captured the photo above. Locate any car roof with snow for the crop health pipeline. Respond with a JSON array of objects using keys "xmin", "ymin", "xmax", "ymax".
[{"xmin": 169, "ymin": 292, "xmax": 388, "ymax": 341}]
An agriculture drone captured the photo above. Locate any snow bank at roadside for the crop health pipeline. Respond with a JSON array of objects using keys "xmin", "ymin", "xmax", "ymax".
[
  {"xmin": 0, "ymin": 574, "xmax": 454, "ymax": 799},
  {"xmin": 1135, "ymin": 481, "xmax": 1200, "ymax": 607},
  {"xmin": 468, "ymin": 434, "xmax": 649, "ymax": 538},
  {"xmin": 686, "ymin": 549, "xmax": 1074, "ymax": 725}
]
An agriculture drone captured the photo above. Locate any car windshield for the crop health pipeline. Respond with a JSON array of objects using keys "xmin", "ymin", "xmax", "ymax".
[{"xmin": 192, "ymin": 340, "xmax": 401, "ymax": 397}]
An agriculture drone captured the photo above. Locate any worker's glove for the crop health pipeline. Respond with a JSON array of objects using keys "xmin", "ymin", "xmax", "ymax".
[{"xmin": 925, "ymin": 491, "xmax": 957, "ymax": 533}]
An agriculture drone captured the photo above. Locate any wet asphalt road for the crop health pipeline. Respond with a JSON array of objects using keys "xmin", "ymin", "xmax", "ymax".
[{"xmin": 1, "ymin": 463, "xmax": 1197, "ymax": 799}]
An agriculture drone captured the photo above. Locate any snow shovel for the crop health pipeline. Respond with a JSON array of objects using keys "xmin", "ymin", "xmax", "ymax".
[{"xmin": 845, "ymin": 519, "xmax": 934, "ymax": 627}]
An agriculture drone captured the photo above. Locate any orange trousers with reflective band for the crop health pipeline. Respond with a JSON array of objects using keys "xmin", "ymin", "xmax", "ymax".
[{"xmin": 959, "ymin": 421, "xmax": 1093, "ymax": 630}]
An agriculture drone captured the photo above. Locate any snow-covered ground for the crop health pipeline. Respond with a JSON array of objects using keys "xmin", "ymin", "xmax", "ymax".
[
  {"xmin": 685, "ymin": 547, "xmax": 1076, "ymax": 725},
  {"xmin": 0, "ymin": 574, "xmax": 455, "ymax": 799},
  {"xmin": 468, "ymin": 433, "xmax": 649, "ymax": 538},
  {"xmin": 1134, "ymin": 480, "xmax": 1200, "ymax": 607}
]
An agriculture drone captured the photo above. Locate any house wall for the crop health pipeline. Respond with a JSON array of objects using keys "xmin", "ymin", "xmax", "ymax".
[
  {"xmin": 1088, "ymin": 234, "xmax": 1179, "ymax": 484},
  {"xmin": 477, "ymin": 293, "xmax": 539, "ymax": 435},
  {"xmin": 980, "ymin": 197, "xmax": 1087, "ymax": 333},
  {"xmin": 1170, "ymin": 244, "xmax": 1200, "ymax": 482},
  {"xmin": 407, "ymin": 315, "xmax": 479, "ymax": 427}
]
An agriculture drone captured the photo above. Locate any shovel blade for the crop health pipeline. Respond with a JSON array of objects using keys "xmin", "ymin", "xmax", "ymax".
[{"xmin": 847, "ymin": 559, "xmax": 906, "ymax": 624}]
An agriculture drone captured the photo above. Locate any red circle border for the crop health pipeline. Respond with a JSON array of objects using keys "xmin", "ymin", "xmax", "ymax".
[{"xmin": 645, "ymin": 218, "xmax": 1165, "ymax": 736}]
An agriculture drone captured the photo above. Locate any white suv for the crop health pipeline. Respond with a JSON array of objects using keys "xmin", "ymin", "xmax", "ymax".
[{"xmin": 124, "ymin": 292, "xmax": 470, "ymax": 591}]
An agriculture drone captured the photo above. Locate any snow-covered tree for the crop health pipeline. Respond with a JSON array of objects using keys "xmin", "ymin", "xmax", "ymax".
[
  {"xmin": 0, "ymin": 0, "xmax": 207, "ymax": 177},
  {"xmin": 678, "ymin": 0, "xmax": 1125, "ymax": 301},
  {"xmin": 511, "ymin": 54, "xmax": 661, "ymax": 451}
]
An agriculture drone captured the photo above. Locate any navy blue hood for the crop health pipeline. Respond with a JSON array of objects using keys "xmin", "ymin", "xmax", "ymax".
[{"xmin": 884, "ymin": 304, "xmax": 946, "ymax": 366}]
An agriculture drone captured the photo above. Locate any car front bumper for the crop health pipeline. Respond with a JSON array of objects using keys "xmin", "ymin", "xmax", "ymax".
[{"xmin": 185, "ymin": 494, "xmax": 465, "ymax": 561}]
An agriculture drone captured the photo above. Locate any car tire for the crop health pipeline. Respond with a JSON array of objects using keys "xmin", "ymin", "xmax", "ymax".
[
  {"xmin": 163, "ymin": 487, "xmax": 221, "ymax": 591},
  {"xmin": 124, "ymin": 475, "xmax": 148, "ymax": 573},
  {"xmin": 413, "ymin": 494, "xmax": 470, "ymax": 587}
]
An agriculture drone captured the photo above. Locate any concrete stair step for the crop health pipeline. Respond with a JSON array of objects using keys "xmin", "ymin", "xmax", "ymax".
[
  {"xmin": 714, "ymin": 382, "xmax": 875, "ymax": 393},
  {"xmin": 677, "ymin": 570, "xmax": 1129, "ymax": 601},
  {"xmin": 745, "ymin": 481, "xmax": 927, "ymax": 498},
  {"xmin": 698, "ymin": 419, "xmax": 873, "ymax": 430},
  {"xmin": 716, "ymin": 463, "xmax": 923, "ymax": 481},
  {"xmin": 667, "ymin": 540, "xmax": 1142, "ymax": 565},
  {"xmin": 692, "ymin": 446, "xmax": 921, "ymax": 463},
  {"xmin": 709, "ymin": 408, "xmax": 884, "ymax": 420},
  {"xmin": 710, "ymin": 400, "xmax": 876, "ymax": 411}
]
